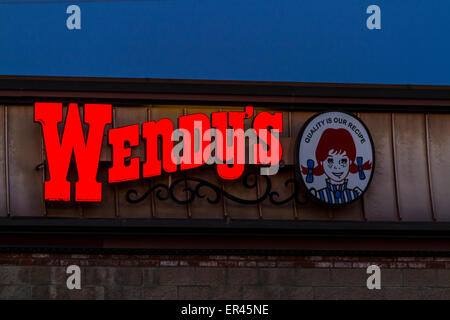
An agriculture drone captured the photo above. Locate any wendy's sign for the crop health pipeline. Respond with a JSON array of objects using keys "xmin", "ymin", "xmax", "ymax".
[
  {"xmin": 34, "ymin": 103, "xmax": 282, "ymax": 202},
  {"xmin": 298, "ymin": 112, "xmax": 374, "ymax": 206}
]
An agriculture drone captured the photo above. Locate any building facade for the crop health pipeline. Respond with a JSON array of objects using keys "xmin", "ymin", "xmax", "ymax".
[{"xmin": 0, "ymin": 77, "xmax": 449, "ymax": 299}]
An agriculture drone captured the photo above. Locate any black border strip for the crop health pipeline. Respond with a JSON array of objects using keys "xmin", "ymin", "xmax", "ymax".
[
  {"xmin": 0, "ymin": 219, "xmax": 449, "ymax": 256},
  {"xmin": 2, "ymin": 76, "xmax": 450, "ymax": 100},
  {"xmin": 0, "ymin": 247, "xmax": 448, "ymax": 258},
  {"xmin": 4, "ymin": 76, "xmax": 450, "ymax": 114},
  {"xmin": 0, "ymin": 218, "xmax": 449, "ymax": 237}
]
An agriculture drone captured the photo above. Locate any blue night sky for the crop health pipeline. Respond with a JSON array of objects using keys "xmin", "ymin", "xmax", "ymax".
[{"xmin": 0, "ymin": 0, "xmax": 449, "ymax": 85}]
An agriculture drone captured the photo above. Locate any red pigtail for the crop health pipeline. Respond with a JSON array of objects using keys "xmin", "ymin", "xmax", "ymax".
[
  {"xmin": 301, "ymin": 164, "xmax": 324, "ymax": 176},
  {"xmin": 349, "ymin": 160, "xmax": 372, "ymax": 174}
]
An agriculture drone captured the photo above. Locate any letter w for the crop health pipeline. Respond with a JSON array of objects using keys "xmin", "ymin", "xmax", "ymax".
[{"xmin": 35, "ymin": 103, "xmax": 111, "ymax": 202}]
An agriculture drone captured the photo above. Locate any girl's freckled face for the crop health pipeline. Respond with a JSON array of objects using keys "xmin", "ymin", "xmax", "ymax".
[{"xmin": 321, "ymin": 150, "xmax": 350, "ymax": 182}]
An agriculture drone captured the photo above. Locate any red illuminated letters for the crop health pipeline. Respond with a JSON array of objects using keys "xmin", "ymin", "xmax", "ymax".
[
  {"xmin": 35, "ymin": 103, "xmax": 111, "ymax": 202},
  {"xmin": 108, "ymin": 124, "xmax": 140, "ymax": 183},
  {"xmin": 142, "ymin": 119, "xmax": 177, "ymax": 178},
  {"xmin": 35, "ymin": 103, "xmax": 282, "ymax": 202}
]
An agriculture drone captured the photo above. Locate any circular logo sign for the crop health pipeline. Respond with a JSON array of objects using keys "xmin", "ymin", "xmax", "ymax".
[{"xmin": 298, "ymin": 111, "xmax": 374, "ymax": 206}]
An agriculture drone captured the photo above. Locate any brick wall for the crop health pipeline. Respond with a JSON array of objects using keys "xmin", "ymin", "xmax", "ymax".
[{"xmin": 0, "ymin": 253, "xmax": 448, "ymax": 300}]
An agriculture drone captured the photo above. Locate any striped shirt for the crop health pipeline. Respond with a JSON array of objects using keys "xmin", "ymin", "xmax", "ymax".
[{"xmin": 313, "ymin": 179, "xmax": 359, "ymax": 205}]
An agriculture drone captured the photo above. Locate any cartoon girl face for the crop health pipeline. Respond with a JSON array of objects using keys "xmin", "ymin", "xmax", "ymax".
[
  {"xmin": 322, "ymin": 150, "xmax": 351, "ymax": 182},
  {"xmin": 299, "ymin": 114, "xmax": 374, "ymax": 205},
  {"xmin": 301, "ymin": 128, "xmax": 372, "ymax": 186}
]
